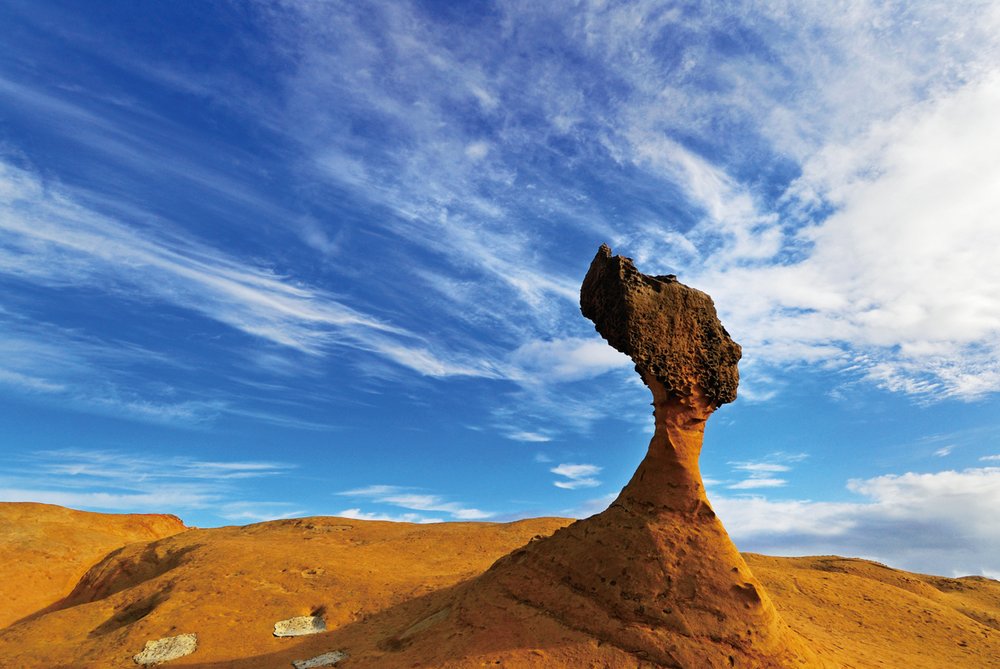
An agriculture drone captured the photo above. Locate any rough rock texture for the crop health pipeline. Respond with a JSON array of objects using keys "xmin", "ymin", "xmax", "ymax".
[
  {"xmin": 432, "ymin": 245, "xmax": 825, "ymax": 667},
  {"xmin": 580, "ymin": 243, "xmax": 742, "ymax": 407},
  {"xmin": 292, "ymin": 650, "xmax": 349, "ymax": 668},
  {"xmin": 274, "ymin": 615, "xmax": 327, "ymax": 637},
  {"xmin": 133, "ymin": 632, "xmax": 197, "ymax": 665}
]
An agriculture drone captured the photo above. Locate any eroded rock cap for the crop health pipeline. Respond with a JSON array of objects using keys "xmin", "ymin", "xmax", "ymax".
[{"xmin": 580, "ymin": 244, "xmax": 741, "ymax": 407}]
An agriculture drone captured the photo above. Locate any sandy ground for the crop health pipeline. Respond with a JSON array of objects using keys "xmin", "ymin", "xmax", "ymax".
[{"xmin": 1, "ymin": 504, "xmax": 998, "ymax": 668}]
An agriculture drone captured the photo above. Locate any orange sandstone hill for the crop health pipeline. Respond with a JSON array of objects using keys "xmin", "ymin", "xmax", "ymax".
[
  {"xmin": 1, "ymin": 511, "xmax": 999, "ymax": 667},
  {"xmin": 3, "ymin": 247, "xmax": 1000, "ymax": 668},
  {"xmin": 0, "ymin": 502, "xmax": 185, "ymax": 629}
]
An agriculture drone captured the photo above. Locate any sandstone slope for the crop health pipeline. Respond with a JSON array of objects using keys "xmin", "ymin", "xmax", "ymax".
[
  {"xmin": 0, "ymin": 502, "xmax": 186, "ymax": 629},
  {"xmin": 0, "ymin": 512, "xmax": 998, "ymax": 667}
]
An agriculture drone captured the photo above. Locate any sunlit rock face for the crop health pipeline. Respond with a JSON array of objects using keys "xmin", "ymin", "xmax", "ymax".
[{"xmin": 458, "ymin": 246, "xmax": 826, "ymax": 668}]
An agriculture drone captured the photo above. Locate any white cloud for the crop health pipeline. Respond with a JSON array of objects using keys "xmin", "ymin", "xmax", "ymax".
[
  {"xmin": 217, "ymin": 502, "xmax": 307, "ymax": 523},
  {"xmin": 337, "ymin": 484, "xmax": 405, "ymax": 497},
  {"xmin": 8, "ymin": 0, "xmax": 1000, "ymax": 473},
  {"xmin": 338, "ymin": 508, "xmax": 442, "ymax": 524},
  {"xmin": 980, "ymin": 455, "xmax": 1000, "ymax": 462},
  {"xmin": 465, "ymin": 141, "xmax": 490, "ymax": 160},
  {"xmin": 510, "ymin": 337, "xmax": 632, "ymax": 383},
  {"xmin": 730, "ymin": 463, "xmax": 791, "ymax": 474},
  {"xmin": 726, "ymin": 454, "xmax": 805, "ymax": 490},
  {"xmin": 626, "ymin": 132, "xmax": 779, "ymax": 264},
  {"xmin": 496, "ymin": 1, "xmax": 1000, "ymax": 401},
  {"xmin": 335, "ymin": 484, "xmax": 492, "ymax": 520},
  {"xmin": 934, "ymin": 446, "xmax": 955, "ymax": 457},
  {"xmin": 0, "ymin": 449, "xmax": 299, "ymax": 522},
  {"xmin": 713, "ymin": 466, "xmax": 1000, "ymax": 577},
  {"xmin": 551, "ymin": 462, "xmax": 602, "ymax": 490},
  {"xmin": 36, "ymin": 450, "xmax": 294, "ymax": 482},
  {"xmin": 507, "ymin": 431, "xmax": 552, "ymax": 443},
  {"xmin": 693, "ymin": 72, "xmax": 1000, "ymax": 399},
  {"xmin": 0, "ymin": 311, "xmax": 225, "ymax": 424},
  {"xmin": 0, "ymin": 160, "xmax": 497, "ymax": 381},
  {"xmin": 728, "ymin": 477, "xmax": 787, "ymax": 490},
  {"xmin": 0, "ymin": 368, "xmax": 67, "ymax": 393},
  {"xmin": 0, "ymin": 488, "xmax": 218, "ymax": 512}
]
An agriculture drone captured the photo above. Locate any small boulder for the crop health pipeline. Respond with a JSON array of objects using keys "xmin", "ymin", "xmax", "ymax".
[
  {"xmin": 273, "ymin": 615, "xmax": 326, "ymax": 637},
  {"xmin": 132, "ymin": 633, "xmax": 197, "ymax": 666},
  {"xmin": 292, "ymin": 650, "xmax": 348, "ymax": 668}
]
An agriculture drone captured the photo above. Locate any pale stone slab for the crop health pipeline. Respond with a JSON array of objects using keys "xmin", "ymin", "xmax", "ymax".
[
  {"xmin": 273, "ymin": 615, "xmax": 326, "ymax": 637},
  {"xmin": 133, "ymin": 633, "xmax": 197, "ymax": 666},
  {"xmin": 291, "ymin": 650, "xmax": 348, "ymax": 668}
]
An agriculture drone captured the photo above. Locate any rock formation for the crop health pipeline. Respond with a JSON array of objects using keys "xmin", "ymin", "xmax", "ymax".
[
  {"xmin": 0, "ymin": 247, "xmax": 849, "ymax": 668},
  {"xmin": 454, "ymin": 245, "xmax": 824, "ymax": 667}
]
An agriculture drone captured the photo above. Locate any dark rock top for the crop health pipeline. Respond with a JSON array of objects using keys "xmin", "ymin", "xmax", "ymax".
[{"xmin": 580, "ymin": 244, "xmax": 741, "ymax": 407}]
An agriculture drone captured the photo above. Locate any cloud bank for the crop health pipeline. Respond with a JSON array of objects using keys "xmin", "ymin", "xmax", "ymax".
[{"xmin": 715, "ymin": 466, "xmax": 1000, "ymax": 577}]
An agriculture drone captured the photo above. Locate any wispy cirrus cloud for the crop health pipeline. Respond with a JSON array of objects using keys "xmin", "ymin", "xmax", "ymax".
[
  {"xmin": 336, "ymin": 484, "xmax": 492, "ymax": 521},
  {"xmin": 0, "ymin": 159, "xmax": 390, "ymax": 351},
  {"xmin": 35, "ymin": 450, "xmax": 293, "ymax": 482},
  {"xmin": 551, "ymin": 463, "xmax": 602, "ymax": 490},
  {"xmin": 0, "ymin": 449, "xmax": 301, "ymax": 523},
  {"xmin": 338, "ymin": 508, "xmax": 442, "ymax": 524},
  {"xmin": 506, "ymin": 431, "xmax": 552, "ymax": 443},
  {"xmin": 259, "ymin": 0, "xmax": 1000, "ymax": 407},
  {"xmin": 509, "ymin": 338, "xmax": 631, "ymax": 384},
  {"xmin": 0, "ymin": 308, "xmax": 226, "ymax": 426},
  {"xmin": 0, "ymin": 159, "xmax": 499, "ymax": 382},
  {"xmin": 217, "ymin": 501, "xmax": 308, "ymax": 523},
  {"xmin": 727, "ymin": 477, "xmax": 787, "ymax": 491},
  {"xmin": 0, "ymin": 307, "xmax": 350, "ymax": 430},
  {"xmin": 726, "ymin": 453, "xmax": 808, "ymax": 490}
]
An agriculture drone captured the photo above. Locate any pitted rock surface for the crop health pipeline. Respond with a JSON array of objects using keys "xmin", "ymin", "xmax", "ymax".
[
  {"xmin": 132, "ymin": 633, "xmax": 197, "ymax": 666},
  {"xmin": 274, "ymin": 614, "xmax": 326, "ymax": 637},
  {"xmin": 581, "ymin": 243, "xmax": 741, "ymax": 407}
]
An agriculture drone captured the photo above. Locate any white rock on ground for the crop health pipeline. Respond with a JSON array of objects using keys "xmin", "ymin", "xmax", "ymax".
[
  {"xmin": 273, "ymin": 615, "xmax": 327, "ymax": 637},
  {"xmin": 133, "ymin": 633, "xmax": 198, "ymax": 666},
  {"xmin": 292, "ymin": 650, "xmax": 348, "ymax": 668}
]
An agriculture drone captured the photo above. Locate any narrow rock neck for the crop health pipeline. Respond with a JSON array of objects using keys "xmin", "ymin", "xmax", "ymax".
[{"xmin": 615, "ymin": 374, "xmax": 715, "ymax": 511}]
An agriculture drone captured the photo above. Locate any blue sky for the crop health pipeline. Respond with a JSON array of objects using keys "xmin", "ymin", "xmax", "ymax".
[{"xmin": 3, "ymin": 1, "xmax": 1000, "ymax": 577}]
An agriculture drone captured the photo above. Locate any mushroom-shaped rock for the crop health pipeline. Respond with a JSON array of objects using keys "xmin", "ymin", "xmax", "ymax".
[
  {"xmin": 374, "ymin": 246, "xmax": 826, "ymax": 668},
  {"xmin": 451, "ymin": 246, "xmax": 825, "ymax": 667}
]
